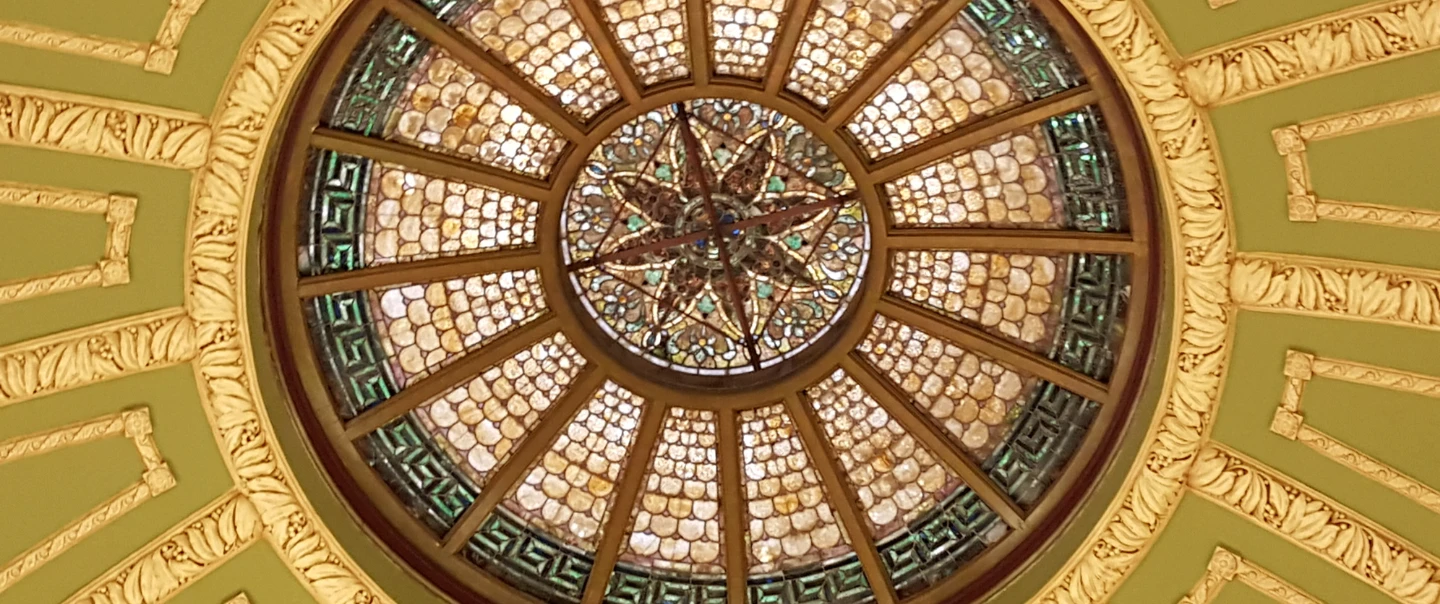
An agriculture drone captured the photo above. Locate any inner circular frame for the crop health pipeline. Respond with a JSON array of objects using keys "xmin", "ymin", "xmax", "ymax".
[{"xmin": 557, "ymin": 97, "xmax": 875, "ymax": 391}]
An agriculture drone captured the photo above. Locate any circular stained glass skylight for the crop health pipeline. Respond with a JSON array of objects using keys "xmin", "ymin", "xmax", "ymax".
[
  {"xmin": 563, "ymin": 99, "xmax": 869, "ymax": 382},
  {"xmin": 263, "ymin": 0, "xmax": 1162, "ymax": 602}
]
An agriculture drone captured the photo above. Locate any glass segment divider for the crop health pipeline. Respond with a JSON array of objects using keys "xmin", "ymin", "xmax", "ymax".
[
  {"xmin": 578, "ymin": 400, "xmax": 671, "ymax": 604},
  {"xmin": 761, "ymin": 0, "xmax": 818, "ymax": 94},
  {"xmin": 440, "ymin": 365, "xmax": 609, "ymax": 552},
  {"xmin": 568, "ymin": 0, "xmax": 644, "ymax": 103},
  {"xmin": 309, "ymin": 127, "xmax": 557, "ymax": 202},
  {"xmin": 684, "ymin": 0, "xmax": 711, "ymax": 85},
  {"xmin": 717, "ymin": 408, "xmax": 748, "ymax": 603},
  {"xmin": 297, "ymin": 248, "xmax": 544, "ymax": 298},
  {"xmin": 783, "ymin": 391, "xmax": 902, "ymax": 603},
  {"xmin": 839, "ymin": 353, "xmax": 1026, "ymax": 528},
  {"xmin": 381, "ymin": 0, "xmax": 588, "ymax": 141},
  {"xmin": 884, "ymin": 229, "xmax": 1139, "ymax": 255},
  {"xmin": 341, "ymin": 314, "xmax": 563, "ymax": 439}
]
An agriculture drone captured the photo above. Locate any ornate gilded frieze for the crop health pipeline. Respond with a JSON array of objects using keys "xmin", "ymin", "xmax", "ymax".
[
  {"xmin": 0, "ymin": 408, "xmax": 176, "ymax": 593},
  {"xmin": 1179, "ymin": 547, "xmax": 1320, "ymax": 604},
  {"xmin": 1232, "ymin": 253, "xmax": 1440, "ymax": 332},
  {"xmin": 0, "ymin": 0, "xmax": 209, "ymax": 74},
  {"xmin": 1184, "ymin": 0, "xmax": 1440, "ymax": 107},
  {"xmin": 1274, "ymin": 350, "xmax": 1440, "ymax": 514},
  {"xmin": 0, "ymin": 181, "xmax": 137, "ymax": 305},
  {"xmin": 1275, "ymin": 91, "xmax": 1440, "ymax": 230},
  {"xmin": 0, "ymin": 308, "xmax": 196, "ymax": 407},
  {"xmin": 0, "ymin": 84, "xmax": 209, "ymax": 168}
]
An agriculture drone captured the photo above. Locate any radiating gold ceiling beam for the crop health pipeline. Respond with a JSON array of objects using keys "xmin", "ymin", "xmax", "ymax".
[{"xmin": 296, "ymin": 247, "xmax": 543, "ymax": 298}]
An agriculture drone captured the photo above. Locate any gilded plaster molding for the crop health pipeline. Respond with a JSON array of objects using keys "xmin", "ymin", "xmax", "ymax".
[
  {"xmin": 0, "ymin": 408, "xmax": 176, "ymax": 593},
  {"xmin": 1188, "ymin": 443, "xmax": 1440, "ymax": 603},
  {"xmin": 1208, "ymin": 0, "xmax": 1238, "ymax": 8},
  {"xmin": 64, "ymin": 490, "xmax": 260, "ymax": 604},
  {"xmin": 0, "ymin": 181, "xmax": 137, "ymax": 305},
  {"xmin": 0, "ymin": 84, "xmax": 209, "ymax": 168},
  {"xmin": 1274, "ymin": 350, "xmax": 1440, "ymax": 514},
  {"xmin": 0, "ymin": 0, "xmax": 209, "ymax": 74},
  {"xmin": 1232, "ymin": 253, "xmax": 1440, "ymax": 332},
  {"xmin": 1184, "ymin": 0, "xmax": 1440, "ymax": 107},
  {"xmin": 1275, "ymin": 92, "xmax": 1440, "ymax": 229},
  {"xmin": 1179, "ymin": 546, "xmax": 1320, "ymax": 604},
  {"xmin": 0, "ymin": 308, "xmax": 197, "ymax": 407},
  {"xmin": 224, "ymin": 593, "xmax": 251, "ymax": 604}
]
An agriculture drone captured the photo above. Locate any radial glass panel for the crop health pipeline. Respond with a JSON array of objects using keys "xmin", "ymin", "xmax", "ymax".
[
  {"xmin": 365, "ymin": 163, "xmax": 539, "ymax": 266},
  {"xmin": 709, "ymin": 0, "xmax": 787, "ymax": 78},
  {"xmin": 597, "ymin": 0, "xmax": 690, "ymax": 85},
  {"xmin": 785, "ymin": 0, "xmax": 945, "ymax": 108},
  {"xmin": 889, "ymin": 251, "xmax": 1065, "ymax": 353},
  {"xmin": 622, "ymin": 408, "xmax": 725, "ymax": 573}
]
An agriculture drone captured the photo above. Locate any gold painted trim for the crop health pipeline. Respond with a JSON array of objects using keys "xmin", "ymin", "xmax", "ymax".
[
  {"xmin": 0, "ymin": 181, "xmax": 137, "ymax": 305},
  {"xmin": 1232, "ymin": 253, "xmax": 1440, "ymax": 331},
  {"xmin": 1207, "ymin": 0, "xmax": 1237, "ymax": 8},
  {"xmin": 1179, "ymin": 546, "xmax": 1320, "ymax": 604},
  {"xmin": 1187, "ymin": 443, "xmax": 1440, "ymax": 603},
  {"xmin": 0, "ymin": 408, "xmax": 176, "ymax": 594},
  {"xmin": 1275, "ymin": 91, "xmax": 1440, "ymax": 229},
  {"xmin": 0, "ymin": 0, "xmax": 209, "ymax": 74},
  {"xmin": 0, "ymin": 308, "xmax": 197, "ymax": 407},
  {"xmin": 0, "ymin": 83, "xmax": 209, "ymax": 168},
  {"xmin": 224, "ymin": 594, "xmax": 252, "ymax": 604},
  {"xmin": 1184, "ymin": 0, "xmax": 1440, "ymax": 107},
  {"xmin": 63, "ymin": 490, "xmax": 260, "ymax": 604},
  {"xmin": 1273, "ymin": 350, "xmax": 1440, "ymax": 514}
]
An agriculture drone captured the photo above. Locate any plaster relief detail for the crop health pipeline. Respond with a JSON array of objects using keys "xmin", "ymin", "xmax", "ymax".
[
  {"xmin": 224, "ymin": 594, "xmax": 252, "ymax": 604},
  {"xmin": 1179, "ymin": 546, "xmax": 1320, "ymax": 604},
  {"xmin": 0, "ymin": 308, "xmax": 197, "ymax": 407},
  {"xmin": 1276, "ymin": 350, "xmax": 1440, "ymax": 514},
  {"xmin": 1275, "ymin": 91, "xmax": 1440, "ymax": 230},
  {"xmin": 63, "ymin": 490, "xmax": 260, "ymax": 604},
  {"xmin": 0, "ymin": 84, "xmax": 209, "ymax": 168},
  {"xmin": 1026, "ymin": 0, "xmax": 1236, "ymax": 601},
  {"xmin": 1208, "ymin": 0, "xmax": 1238, "ymax": 8},
  {"xmin": 1233, "ymin": 253, "xmax": 1440, "ymax": 332},
  {"xmin": 1188, "ymin": 443, "xmax": 1440, "ymax": 604},
  {"xmin": 0, "ymin": 181, "xmax": 137, "ymax": 305},
  {"xmin": 0, "ymin": 408, "xmax": 176, "ymax": 594},
  {"xmin": 0, "ymin": 0, "xmax": 209, "ymax": 74},
  {"xmin": 1184, "ymin": 0, "xmax": 1440, "ymax": 107}
]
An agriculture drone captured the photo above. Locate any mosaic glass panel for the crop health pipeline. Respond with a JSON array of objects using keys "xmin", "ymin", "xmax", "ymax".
[
  {"xmin": 889, "ymin": 251, "xmax": 1065, "ymax": 353},
  {"xmin": 561, "ymin": 99, "xmax": 866, "ymax": 377},
  {"xmin": 307, "ymin": 292, "xmax": 399, "ymax": 419},
  {"xmin": 598, "ymin": 0, "xmax": 690, "ymax": 85},
  {"xmin": 465, "ymin": 508, "xmax": 594, "ymax": 603},
  {"xmin": 501, "ymin": 381, "xmax": 646, "ymax": 551},
  {"xmin": 360, "ymin": 416, "xmax": 478, "ymax": 535},
  {"xmin": 710, "ymin": 0, "xmax": 788, "ymax": 79},
  {"xmin": 365, "ymin": 163, "xmax": 539, "ymax": 266},
  {"xmin": 881, "ymin": 123, "xmax": 1062, "ymax": 228},
  {"xmin": 301, "ymin": 150, "xmax": 370, "ymax": 276},
  {"xmin": 391, "ymin": 48, "xmax": 567, "ymax": 178},
  {"xmin": 748, "ymin": 556, "xmax": 874, "ymax": 604},
  {"xmin": 1051, "ymin": 253, "xmax": 1128, "ymax": 380},
  {"xmin": 785, "ymin": 0, "xmax": 943, "ymax": 108},
  {"xmin": 623, "ymin": 408, "xmax": 724, "ymax": 573},
  {"xmin": 984, "ymin": 383, "xmax": 1096, "ymax": 509},
  {"xmin": 804, "ymin": 369, "xmax": 960, "ymax": 540},
  {"xmin": 846, "ymin": 13, "xmax": 1021, "ymax": 158},
  {"xmin": 1043, "ymin": 106, "xmax": 1127, "ymax": 232},
  {"xmin": 964, "ymin": 0, "xmax": 1083, "ymax": 101},
  {"xmin": 325, "ymin": 16, "xmax": 430, "ymax": 137},
  {"xmin": 457, "ymin": 0, "xmax": 621, "ymax": 119},
  {"xmin": 877, "ymin": 486, "xmax": 1008, "ymax": 598},
  {"xmin": 605, "ymin": 565, "xmax": 727, "ymax": 604},
  {"xmin": 372, "ymin": 269, "xmax": 547, "ymax": 383},
  {"xmin": 738, "ymin": 403, "xmax": 852, "ymax": 573},
  {"xmin": 415, "ymin": 333, "xmax": 588, "ymax": 487},
  {"xmin": 857, "ymin": 314, "xmax": 1034, "ymax": 461}
]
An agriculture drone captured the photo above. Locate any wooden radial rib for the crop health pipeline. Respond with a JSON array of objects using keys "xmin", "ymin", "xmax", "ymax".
[
  {"xmin": 310, "ymin": 127, "xmax": 555, "ymax": 202},
  {"xmin": 878, "ymin": 296, "xmax": 1111, "ymax": 403},
  {"xmin": 782, "ymin": 393, "xmax": 900, "ymax": 604},
  {"xmin": 824, "ymin": 0, "xmax": 974, "ymax": 126},
  {"xmin": 380, "ymin": 0, "xmax": 588, "ymax": 141},
  {"xmin": 567, "ymin": 0, "xmax": 643, "ymax": 103},
  {"xmin": 839, "ymin": 354, "xmax": 1026, "ymax": 528},
  {"xmin": 297, "ymin": 248, "xmax": 543, "ymax": 297},
  {"xmin": 579, "ymin": 401, "xmax": 670, "ymax": 604},
  {"xmin": 341, "ymin": 314, "xmax": 562, "ymax": 439},
  {"xmin": 761, "ymin": 0, "xmax": 817, "ymax": 94},
  {"xmin": 867, "ymin": 85, "xmax": 1098, "ymax": 183},
  {"xmin": 441, "ymin": 365, "xmax": 608, "ymax": 552},
  {"xmin": 717, "ymin": 409, "xmax": 748, "ymax": 603},
  {"xmin": 684, "ymin": 0, "xmax": 711, "ymax": 85},
  {"xmin": 886, "ymin": 228, "xmax": 1139, "ymax": 255}
]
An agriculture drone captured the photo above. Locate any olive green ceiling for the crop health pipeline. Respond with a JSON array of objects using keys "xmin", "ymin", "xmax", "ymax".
[{"xmin": 1, "ymin": 0, "xmax": 1438, "ymax": 603}]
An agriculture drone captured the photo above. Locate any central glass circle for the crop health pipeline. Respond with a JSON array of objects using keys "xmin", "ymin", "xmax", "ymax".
[{"xmin": 561, "ymin": 98, "xmax": 871, "ymax": 382}]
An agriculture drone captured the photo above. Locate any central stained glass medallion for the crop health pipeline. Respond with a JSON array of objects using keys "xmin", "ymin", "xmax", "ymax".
[{"xmin": 562, "ymin": 98, "xmax": 871, "ymax": 381}]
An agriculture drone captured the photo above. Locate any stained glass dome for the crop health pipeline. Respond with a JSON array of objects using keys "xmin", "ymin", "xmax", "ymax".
[{"xmin": 264, "ymin": 0, "xmax": 1160, "ymax": 601}]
